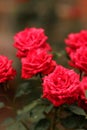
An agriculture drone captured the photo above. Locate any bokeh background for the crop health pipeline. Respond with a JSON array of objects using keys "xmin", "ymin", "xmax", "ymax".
[{"xmin": 0, "ymin": 0, "xmax": 87, "ymax": 73}]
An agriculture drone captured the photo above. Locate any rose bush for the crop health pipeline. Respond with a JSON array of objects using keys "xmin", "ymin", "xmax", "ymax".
[
  {"xmin": 21, "ymin": 49, "xmax": 56, "ymax": 79},
  {"xmin": 0, "ymin": 55, "xmax": 16, "ymax": 83},
  {"xmin": 42, "ymin": 65, "xmax": 81, "ymax": 106},
  {"xmin": 0, "ymin": 28, "xmax": 87, "ymax": 130},
  {"xmin": 14, "ymin": 27, "xmax": 52, "ymax": 58}
]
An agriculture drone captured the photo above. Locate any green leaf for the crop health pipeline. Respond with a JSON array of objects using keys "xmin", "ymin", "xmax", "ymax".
[
  {"xmin": 17, "ymin": 104, "xmax": 46, "ymax": 123},
  {"xmin": 15, "ymin": 82, "xmax": 31, "ymax": 98},
  {"xmin": 6, "ymin": 121, "xmax": 27, "ymax": 130},
  {"xmin": 61, "ymin": 115, "xmax": 84, "ymax": 129},
  {"xmin": 17, "ymin": 99, "xmax": 53, "ymax": 123},
  {"xmin": 0, "ymin": 102, "xmax": 5, "ymax": 109},
  {"xmin": 17, "ymin": 99, "xmax": 46, "ymax": 122},
  {"xmin": 52, "ymin": 52, "xmax": 61, "ymax": 60},
  {"xmin": 17, "ymin": 99, "xmax": 44, "ymax": 123},
  {"xmin": 44, "ymin": 104, "xmax": 53, "ymax": 114},
  {"xmin": 17, "ymin": 99, "xmax": 41, "ymax": 115},
  {"xmin": 34, "ymin": 118, "xmax": 50, "ymax": 130},
  {"xmin": 52, "ymin": 51, "xmax": 65, "ymax": 58},
  {"xmin": 69, "ymin": 105, "xmax": 87, "ymax": 116},
  {"xmin": 28, "ymin": 104, "xmax": 45, "ymax": 122}
]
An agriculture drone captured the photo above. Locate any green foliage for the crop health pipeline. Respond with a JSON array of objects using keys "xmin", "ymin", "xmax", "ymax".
[
  {"xmin": 17, "ymin": 99, "xmax": 53, "ymax": 122},
  {"xmin": 1, "ymin": 82, "xmax": 87, "ymax": 130},
  {"xmin": 61, "ymin": 115, "xmax": 86, "ymax": 129},
  {"xmin": 2, "ymin": 117, "xmax": 29, "ymax": 130},
  {"xmin": 52, "ymin": 51, "xmax": 65, "ymax": 61},
  {"xmin": 34, "ymin": 118, "xmax": 50, "ymax": 130},
  {"xmin": 68, "ymin": 105, "xmax": 87, "ymax": 117},
  {"xmin": 15, "ymin": 82, "xmax": 31, "ymax": 98},
  {"xmin": 6, "ymin": 121, "xmax": 27, "ymax": 130},
  {"xmin": 1, "ymin": 99, "xmax": 53, "ymax": 130}
]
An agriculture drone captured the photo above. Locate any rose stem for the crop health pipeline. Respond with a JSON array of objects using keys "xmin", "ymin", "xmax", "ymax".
[
  {"xmin": 39, "ymin": 73, "xmax": 43, "ymax": 82},
  {"xmin": 51, "ymin": 106, "xmax": 58, "ymax": 130},
  {"xmin": 79, "ymin": 70, "xmax": 84, "ymax": 81}
]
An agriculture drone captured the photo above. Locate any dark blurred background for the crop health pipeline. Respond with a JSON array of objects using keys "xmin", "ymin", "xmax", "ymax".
[{"xmin": 0, "ymin": 0, "xmax": 87, "ymax": 77}]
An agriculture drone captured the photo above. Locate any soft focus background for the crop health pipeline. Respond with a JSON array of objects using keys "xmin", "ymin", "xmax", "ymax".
[{"xmin": 0, "ymin": 0, "xmax": 87, "ymax": 75}]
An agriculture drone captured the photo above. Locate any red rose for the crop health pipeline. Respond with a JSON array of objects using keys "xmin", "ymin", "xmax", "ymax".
[
  {"xmin": 69, "ymin": 47, "xmax": 87, "ymax": 74},
  {"xmin": 42, "ymin": 65, "xmax": 80, "ymax": 106},
  {"xmin": 21, "ymin": 49, "xmax": 56, "ymax": 79},
  {"xmin": 14, "ymin": 27, "xmax": 52, "ymax": 58},
  {"xmin": 0, "ymin": 56, "xmax": 16, "ymax": 83},
  {"xmin": 78, "ymin": 77, "xmax": 87, "ymax": 111},
  {"xmin": 65, "ymin": 30, "xmax": 87, "ymax": 56}
]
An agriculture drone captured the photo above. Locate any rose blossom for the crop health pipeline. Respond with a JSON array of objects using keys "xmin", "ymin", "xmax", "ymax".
[
  {"xmin": 65, "ymin": 30, "xmax": 87, "ymax": 56},
  {"xmin": 69, "ymin": 47, "xmax": 87, "ymax": 74},
  {"xmin": 78, "ymin": 77, "xmax": 87, "ymax": 111},
  {"xmin": 14, "ymin": 27, "xmax": 52, "ymax": 58},
  {"xmin": 0, "ymin": 55, "xmax": 16, "ymax": 83},
  {"xmin": 42, "ymin": 65, "xmax": 80, "ymax": 107},
  {"xmin": 21, "ymin": 49, "xmax": 56, "ymax": 79}
]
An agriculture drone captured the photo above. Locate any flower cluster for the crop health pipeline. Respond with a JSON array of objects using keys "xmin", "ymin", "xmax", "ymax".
[
  {"xmin": 65, "ymin": 30, "xmax": 87, "ymax": 110},
  {"xmin": 13, "ymin": 27, "xmax": 87, "ymax": 111},
  {"xmin": 65, "ymin": 30, "xmax": 87, "ymax": 74},
  {"xmin": 14, "ymin": 27, "xmax": 56, "ymax": 79}
]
